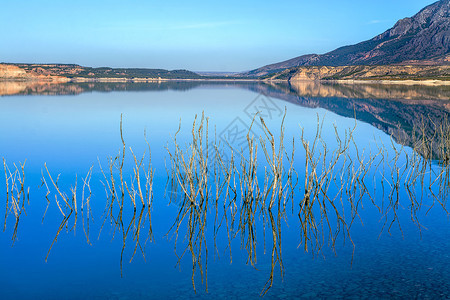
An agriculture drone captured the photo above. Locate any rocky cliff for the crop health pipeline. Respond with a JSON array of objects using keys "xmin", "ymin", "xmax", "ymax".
[
  {"xmin": 0, "ymin": 64, "xmax": 28, "ymax": 79},
  {"xmin": 265, "ymin": 65, "xmax": 450, "ymax": 82}
]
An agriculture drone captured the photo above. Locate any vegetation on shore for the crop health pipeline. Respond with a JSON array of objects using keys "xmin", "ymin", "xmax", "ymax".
[{"xmin": 6, "ymin": 63, "xmax": 203, "ymax": 79}]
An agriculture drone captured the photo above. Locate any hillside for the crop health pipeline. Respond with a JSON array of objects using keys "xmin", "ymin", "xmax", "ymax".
[
  {"xmin": 0, "ymin": 63, "xmax": 202, "ymax": 81},
  {"xmin": 263, "ymin": 65, "xmax": 450, "ymax": 82},
  {"xmin": 245, "ymin": 0, "xmax": 450, "ymax": 77}
]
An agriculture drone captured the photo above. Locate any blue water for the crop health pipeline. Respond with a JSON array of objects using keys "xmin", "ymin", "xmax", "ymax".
[{"xmin": 0, "ymin": 83, "xmax": 449, "ymax": 299}]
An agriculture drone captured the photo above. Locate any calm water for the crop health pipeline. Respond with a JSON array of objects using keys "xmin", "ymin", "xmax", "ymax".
[{"xmin": 0, "ymin": 81, "xmax": 449, "ymax": 299}]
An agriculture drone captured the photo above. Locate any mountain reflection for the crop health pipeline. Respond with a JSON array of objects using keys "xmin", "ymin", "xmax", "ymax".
[
  {"xmin": 2, "ymin": 80, "xmax": 449, "ymax": 100},
  {"xmin": 1, "ymin": 80, "xmax": 449, "ymax": 160}
]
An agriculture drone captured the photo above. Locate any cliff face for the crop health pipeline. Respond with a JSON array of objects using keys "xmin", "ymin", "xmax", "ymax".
[
  {"xmin": 0, "ymin": 64, "xmax": 72, "ymax": 82},
  {"xmin": 266, "ymin": 65, "xmax": 450, "ymax": 81},
  {"xmin": 245, "ymin": 0, "xmax": 450, "ymax": 77},
  {"xmin": 0, "ymin": 64, "xmax": 28, "ymax": 78}
]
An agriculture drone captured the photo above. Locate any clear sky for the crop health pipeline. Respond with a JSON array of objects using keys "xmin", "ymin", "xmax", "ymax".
[{"xmin": 0, "ymin": 0, "xmax": 438, "ymax": 72}]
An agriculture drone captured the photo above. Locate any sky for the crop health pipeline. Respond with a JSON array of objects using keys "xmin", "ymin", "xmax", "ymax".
[{"xmin": 0, "ymin": 0, "xmax": 439, "ymax": 72}]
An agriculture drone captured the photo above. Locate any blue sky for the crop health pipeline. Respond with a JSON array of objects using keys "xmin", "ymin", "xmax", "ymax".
[{"xmin": 0, "ymin": 0, "xmax": 438, "ymax": 71}]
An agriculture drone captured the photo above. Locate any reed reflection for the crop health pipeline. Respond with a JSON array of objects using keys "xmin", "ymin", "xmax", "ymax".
[{"xmin": 2, "ymin": 111, "xmax": 450, "ymax": 296}]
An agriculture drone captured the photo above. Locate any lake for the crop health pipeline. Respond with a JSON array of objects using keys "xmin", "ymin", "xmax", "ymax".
[{"xmin": 1, "ymin": 81, "xmax": 449, "ymax": 299}]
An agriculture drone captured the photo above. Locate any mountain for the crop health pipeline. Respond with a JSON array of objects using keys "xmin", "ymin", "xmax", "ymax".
[
  {"xmin": 245, "ymin": 0, "xmax": 450, "ymax": 77},
  {"xmin": 263, "ymin": 65, "xmax": 450, "ymax": 81}
]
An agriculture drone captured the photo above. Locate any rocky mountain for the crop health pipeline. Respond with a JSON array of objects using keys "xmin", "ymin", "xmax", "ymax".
[
  {"xmin": 264, "ymin": 65, "xmax": 450, "ymax": 81},
  {"xmin": 245, "ymin": 0, "xmax": 450, "ymax": 77}
]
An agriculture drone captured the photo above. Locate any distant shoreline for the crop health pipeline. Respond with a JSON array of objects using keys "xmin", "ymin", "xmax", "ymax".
[
  {"xmin": 1, "ymin": 77, "xmax": 449, "ymax": 86},
  {"xmin": 0, "ymin": 63, "xmax": 449, "ymax": 86}
]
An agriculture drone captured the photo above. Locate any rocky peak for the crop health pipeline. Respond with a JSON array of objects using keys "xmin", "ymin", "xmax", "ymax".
[
  {"xmin": 245, "ymin": 0, "xmax": 450, "ymax": 77},
  {"xmin": 378, "ymin": 0, "xmax": 449, "ymax": 39}
]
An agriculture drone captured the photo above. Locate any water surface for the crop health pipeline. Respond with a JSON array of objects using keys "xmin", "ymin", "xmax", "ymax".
[{"xmin": 1, "ymin": 81, "xmax": 449, "ymax": 299}]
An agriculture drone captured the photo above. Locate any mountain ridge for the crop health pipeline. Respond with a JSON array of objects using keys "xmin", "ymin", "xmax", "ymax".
[{"xmin": 245, "ymin": 0, "xmax": 450, "ymax": 77}]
